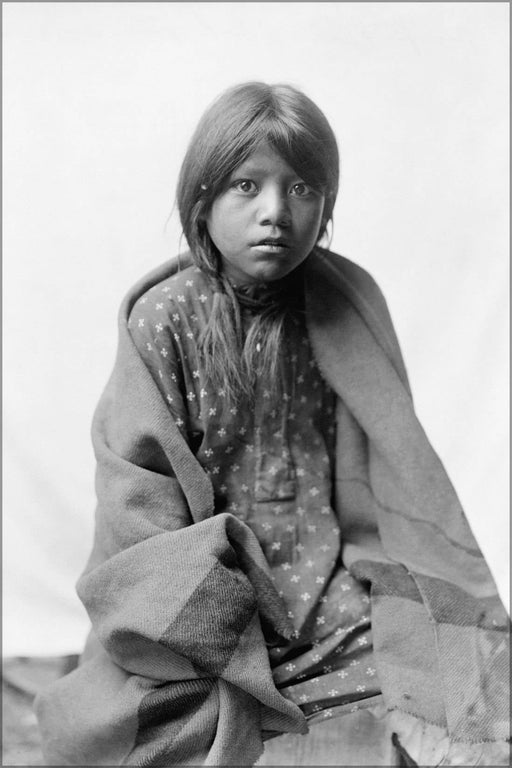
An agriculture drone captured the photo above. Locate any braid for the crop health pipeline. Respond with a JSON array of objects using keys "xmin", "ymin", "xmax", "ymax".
[
  {"xmin": 199, "ymin": 274, "xmax": 250, "ymax": 404},
  {"xmin": 243, "ymin": 305, "xmax": 288, "ymax": 400},
  {"xmin": 186, "ymin": 216, "xmax": 244, "ymax": 402}
]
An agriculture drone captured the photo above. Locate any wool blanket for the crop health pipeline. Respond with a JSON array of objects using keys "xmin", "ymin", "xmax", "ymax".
[{"xmin": 35, "ymin": 248, "xmax": 510, "ymax": 766}]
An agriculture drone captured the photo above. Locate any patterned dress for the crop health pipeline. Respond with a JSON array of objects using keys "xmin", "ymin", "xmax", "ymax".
[{"xmin": 128, "ymin": 264, "xmax": 383, "ymax": 724}]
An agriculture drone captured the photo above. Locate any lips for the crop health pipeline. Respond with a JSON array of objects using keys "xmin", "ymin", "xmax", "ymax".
[{"xmin": 253, "ymin": 237, "xmax": 290, "ymax": 248}]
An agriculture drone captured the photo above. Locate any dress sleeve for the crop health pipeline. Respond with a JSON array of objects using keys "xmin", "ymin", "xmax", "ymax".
[{"xmin": 127, "ymin": 295, "xmax": 190, "ymax": 437}]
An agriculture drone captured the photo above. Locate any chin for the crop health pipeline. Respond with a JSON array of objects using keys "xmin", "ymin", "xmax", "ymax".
[
  {"xmin": 223, "ymin": 256, "xmax": 300, "ymax": 285},
  {"xmin": 252, "ymin": 263, "xmax": 296, "ymax": 283}
]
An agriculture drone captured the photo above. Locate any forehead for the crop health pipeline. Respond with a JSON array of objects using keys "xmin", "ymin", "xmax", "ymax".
[{"xmin": 230, "ymin": 142, "xmax": 298, "ymax": 177}]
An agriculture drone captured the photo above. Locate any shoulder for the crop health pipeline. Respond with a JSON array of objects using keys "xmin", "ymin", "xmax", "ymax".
[
  {"xmin": 306, "ymin": 247, "xmax": 411, "ymax": 390},
  {"xmin": 123, "ymin": 254, "xmax": 211, "ymax": 329},
  {"xmin": 306, "ymin": 247, "xmax": 390, "ymax": 320},
  {"xmin": 307, "ymin": 246, "xmax": 381, "ymax": 292}
]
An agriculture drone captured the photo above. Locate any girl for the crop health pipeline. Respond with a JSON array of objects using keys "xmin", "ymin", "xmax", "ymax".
[{"xmin": 36, "ymin": 83, "xmax": 509, "ymax": 767}]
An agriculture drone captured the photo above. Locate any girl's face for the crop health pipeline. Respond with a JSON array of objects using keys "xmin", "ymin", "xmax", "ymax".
[{"xmin": 206, "ymin": 143, "xmax": 325, "ymax": 285}]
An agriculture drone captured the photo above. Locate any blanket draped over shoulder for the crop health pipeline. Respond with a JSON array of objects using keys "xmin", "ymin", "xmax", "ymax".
[{"xmin": 35, "ymin": 249, "xmax": 510, "ymax": 766}]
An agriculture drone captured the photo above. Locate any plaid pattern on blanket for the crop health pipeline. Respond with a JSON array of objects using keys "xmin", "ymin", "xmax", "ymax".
[{"xmin": 35, "ymin": 249, "xmax": 509, "ymax": 766}]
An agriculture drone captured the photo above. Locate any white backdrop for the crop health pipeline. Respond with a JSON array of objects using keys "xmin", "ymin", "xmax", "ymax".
[{"xmin": 3, "ymin": 2, "xmax": 509, "ymax": 657}]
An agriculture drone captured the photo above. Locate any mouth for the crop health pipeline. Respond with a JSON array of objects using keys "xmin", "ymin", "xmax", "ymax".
[{"xmin": 252, "ymin": 238, "xmax": 290, "ymax": 253}]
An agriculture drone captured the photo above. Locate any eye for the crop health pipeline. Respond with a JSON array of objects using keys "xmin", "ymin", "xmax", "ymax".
[
  {"xmin": 290, "ymin": 182, "xmax": 313, "ymax": 197},
  {"xmin": 232, "ymin": 179, "xmax": 258, "ymax": 194}
]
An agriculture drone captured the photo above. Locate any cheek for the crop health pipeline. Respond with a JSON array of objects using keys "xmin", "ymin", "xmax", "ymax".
[
  {"xmin": 206, "ymin": 202, "xmax": 241, "ymax": 249},
  {"xmin": 205, "ymin": 206, "xmax": 220, "ymax": 245},
  {"xmin": 301, "ymin": 202, "xmax": 325, "ymax": 241},
  {"xmin": 316, "ymin": 200, "xmax": 326, "ymax": 226}
]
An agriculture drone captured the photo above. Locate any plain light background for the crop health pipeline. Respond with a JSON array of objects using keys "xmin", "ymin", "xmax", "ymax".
[{"xmin": 3, "ymin": 2, "xmax": 509, "ymax": 656}]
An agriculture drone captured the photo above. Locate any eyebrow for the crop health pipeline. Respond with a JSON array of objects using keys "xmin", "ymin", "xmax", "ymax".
[
  {"xmin": 230, "ymin": 163, "xmax": 300, "ymax": 178},
  {"xmin": 230, "ymin": 164, "xmax": 268, "ymax": 175}
]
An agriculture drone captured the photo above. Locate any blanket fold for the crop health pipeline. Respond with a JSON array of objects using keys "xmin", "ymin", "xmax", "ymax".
[
  {"xmin": 35, "ymin": 249, "xmax": 509, "ymax": 766},
  {"xmin": 306, "ymin": 250, "xmax": 510, "ymax": 743}
]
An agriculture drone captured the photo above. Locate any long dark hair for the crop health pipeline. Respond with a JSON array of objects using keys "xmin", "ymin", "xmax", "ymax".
[{"xmin": 176, "ymin": 82, "xmax": 339, "ymax": 404}]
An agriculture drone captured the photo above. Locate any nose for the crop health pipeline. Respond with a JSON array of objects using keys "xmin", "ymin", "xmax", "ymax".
[{"xmin": 257, "ymin": 186, "xmax": 291, "ymax": 227}]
